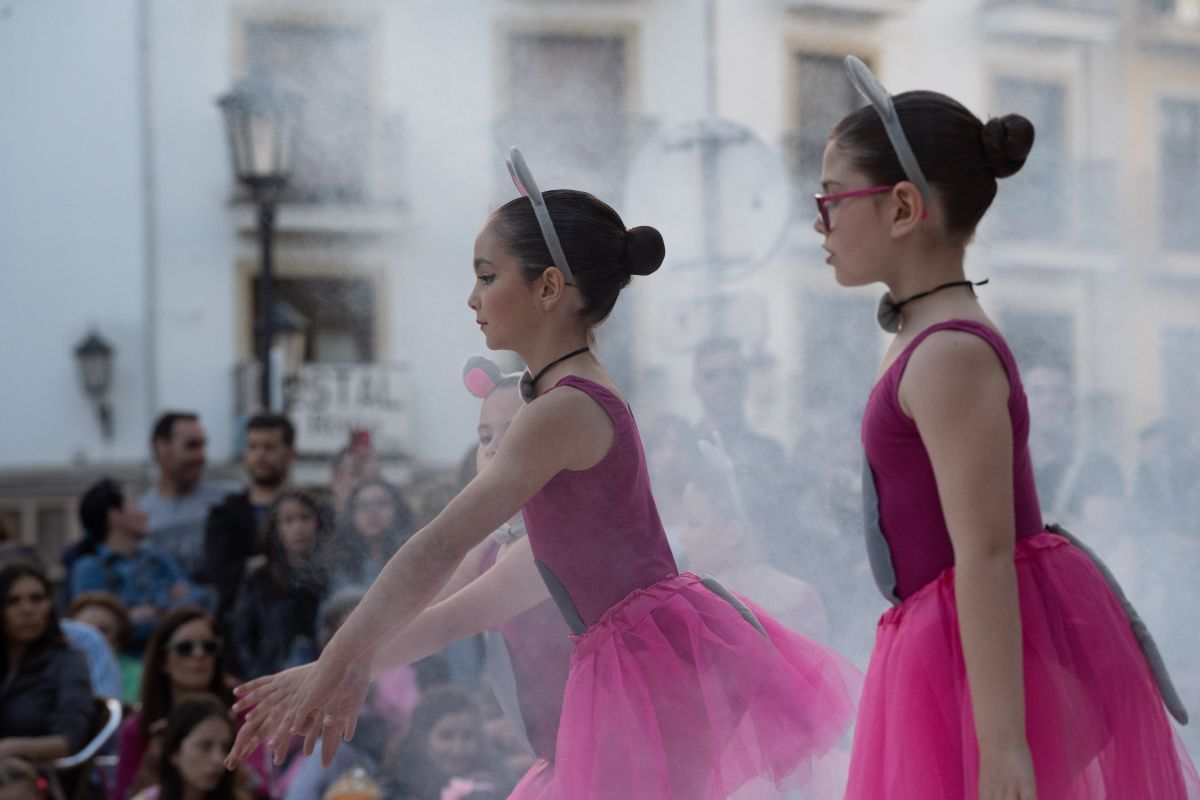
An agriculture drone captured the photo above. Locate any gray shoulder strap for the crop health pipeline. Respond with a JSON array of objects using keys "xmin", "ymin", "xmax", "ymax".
[{"xmin": 862, "ymin": 457, "xmax": 901, "ymax": 606}]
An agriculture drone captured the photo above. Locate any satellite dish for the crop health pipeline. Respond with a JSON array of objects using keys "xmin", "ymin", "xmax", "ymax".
[{"xmin": 623, "ymin": 118, "xmax": 792, "ymax": 282}]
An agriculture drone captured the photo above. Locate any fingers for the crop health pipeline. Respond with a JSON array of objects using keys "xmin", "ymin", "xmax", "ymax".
[
  {"xmin": 320, "ymin": 718, "xmax": 344, "ymax": 768},
  {"xmin": 231, "ymin": 676, "xmax": 274, "ymax": 713},
  {"xmin": 343, "ymin": 714, "xmax": 358, "ymax": 742}
]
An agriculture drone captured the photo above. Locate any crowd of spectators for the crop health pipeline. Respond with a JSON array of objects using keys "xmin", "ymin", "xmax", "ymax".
[{"xmin": 4, "ymin": 334, "xmax": 1198, "ymax": 798}]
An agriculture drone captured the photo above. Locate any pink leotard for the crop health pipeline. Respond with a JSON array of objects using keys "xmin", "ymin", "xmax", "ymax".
[
  {"xmin": 521, "ymin": 376, "xmax": 678, "ymax": 628},
  {"xmin": 861, "ymin": 320, "xmax": 1044, "ymax": 600}
]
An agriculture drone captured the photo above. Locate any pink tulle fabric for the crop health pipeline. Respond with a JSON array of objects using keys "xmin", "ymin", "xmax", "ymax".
[
  {"xmin": 846, "ymin": 531, "xmax": 1200, "ymax": 799},
  {"xmin": 509, "ymin": 572, "xmax": 860, "ymax": 800}
]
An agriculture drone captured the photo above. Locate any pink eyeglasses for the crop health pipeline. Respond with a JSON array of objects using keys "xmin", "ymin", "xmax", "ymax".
[{"xmin": 813, "ymin": 185, "xmax": 895, "ymax": 231}]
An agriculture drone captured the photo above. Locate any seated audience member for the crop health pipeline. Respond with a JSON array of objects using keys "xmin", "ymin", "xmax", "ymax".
[
  {"xmin": 0, "ymin": 756, "xmax": 42, "ymax": 800},
  {"xmin": 130, "ymin": 697, "xmax": 249, "ymax": 800},
  {"xmin": 382, "ymin": 686, "xmax": 509, "ymax": 800},
  {"xmin": 327, "ymin": 480, "xmax": 415, "ymax": 593},
  {"xmin": 71, "ymin": 479, "xmax": 194, "ymax": 653},
  {"xmin": 229, "ymin": 491, "xmax": 330, "ymax": 681},
  {"xmin": 66, "ymin": 591, "xmax": 142, "ymax": 704},
  {"xmin": 0, "ymin": 562, "xmax": 93, "ymax": 763},
  {"xmin": 115, "ymin": 608, "xmax": 267, "ymax": 800}
]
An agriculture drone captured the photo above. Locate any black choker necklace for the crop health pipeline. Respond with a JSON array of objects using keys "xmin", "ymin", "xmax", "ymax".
[
  {"xmin": 877, "ymin": 278, "xmax": 989, "ymax": 333},
  {"xmin": 519, "ymin": 346, "xmax": 591, "ymax": 403}
]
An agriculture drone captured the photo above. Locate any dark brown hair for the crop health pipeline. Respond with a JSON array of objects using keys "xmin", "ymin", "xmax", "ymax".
[
  {"xmin": 831, "ymin": 90, "xmax": 1035, "ymax": 239},
  {"xmin": 156, "ymin": 697, "xmax": 238, "ymax": 800},
  {"xmin": 488, "ymin": 189, "xmax": 665, "ymax": 326},
  {"xmin": 66, "ymin": 590, "xmax": 133, "ymax": 649},
  {"xmin": 138, "ymin": 607, "xmax": 232, "ymax": 739},
  {"xmin": 0, "ymin": 561, "xmax": 64, "ymax": 673}
]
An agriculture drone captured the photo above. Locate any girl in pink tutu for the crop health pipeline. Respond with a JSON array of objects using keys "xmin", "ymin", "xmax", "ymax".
[
  {"xmin": 228, "ymin": 148, "xmax": 859, "ymax": 799},
  {"xmin": 228, "ymin": 357, "xmax": 573, "ymax": 796},
  {"xmin": 817, "ymin": 57, "xmax": 1199, "ymax": 799}
]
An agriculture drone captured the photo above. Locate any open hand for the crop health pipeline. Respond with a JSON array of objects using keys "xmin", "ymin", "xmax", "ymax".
[{"xmin": 225, "ymin": 663, "xmax": 312, "ymax": 768}]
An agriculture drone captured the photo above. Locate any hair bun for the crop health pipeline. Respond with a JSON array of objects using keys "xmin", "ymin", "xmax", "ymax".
[
  {"xmin": 981, "ymin": 114, "xmax": 1035, "ymax": 179},
  {"xmin": 624, "ymin": 226, "xmax": 666, "ymax": 276}
]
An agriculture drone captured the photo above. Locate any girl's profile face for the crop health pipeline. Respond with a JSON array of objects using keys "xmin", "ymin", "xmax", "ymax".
[
  {"xmin": 476, "ymin": 385, "xmax": 523, "ymax": 473},
  {"xmin": 277, "ymin": 498, "xmax": 319, "ymax": 558},
  {"xmin": 814, "ymin": 140, "xmax": 891, "ymax": 288},
  {"xmin": 352, "ymin": 485, "xmax": 396, "ymax": 539},
  {"xmin": 171, "ymin": 715, "xmax": 233, "ymax": 794},
  {"xmin": 426, "ymin": 710, "xmax": 481, "ymax": 777},
  {"xmin": 468, "ymin": 224, "xmax": 540, "ymax": 352},
  {"xmin": 4, "ymin": 575, "xmax": 51, "ymax": 645}
]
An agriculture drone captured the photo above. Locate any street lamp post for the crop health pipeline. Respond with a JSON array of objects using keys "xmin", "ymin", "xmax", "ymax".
[
  {"xmin": 217, "ymin": 70, "xmax": 302, "ymax": 410},
  {"xmin": 75, "ymin": 330, "xmax": 115, "ymax": 439}
]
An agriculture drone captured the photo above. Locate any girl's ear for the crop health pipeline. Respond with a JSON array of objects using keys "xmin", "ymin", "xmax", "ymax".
[
  {"xmin": 890, "ymin": 181, "xmax": 926, "ymax": 238},
  {"xmin": 539, "ymin": 266, "xmax": 568, "ymax": 309}
]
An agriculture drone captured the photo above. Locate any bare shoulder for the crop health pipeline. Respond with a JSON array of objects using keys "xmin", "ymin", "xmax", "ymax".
[
  {"xmin": 900, "ymin": 329, "xmax": 1010, "ymax": 418},
  {"xmin": 510, "ymin": 382, "xmax": 615, "ymax": 470}
]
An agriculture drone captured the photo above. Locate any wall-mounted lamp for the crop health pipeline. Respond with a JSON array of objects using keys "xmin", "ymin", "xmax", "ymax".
[{"xmin": 75, "ymin": 331, "xmax": 114, "ymax": 439}]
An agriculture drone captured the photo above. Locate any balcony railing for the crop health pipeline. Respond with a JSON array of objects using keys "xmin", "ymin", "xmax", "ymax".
[
  {"xmin": 981, "ymin": 0, "xmax": 1120, "ymax": 42},
  {"xmin": 769, "ymin": 0, "xmax": 921, "ymax": 18}
]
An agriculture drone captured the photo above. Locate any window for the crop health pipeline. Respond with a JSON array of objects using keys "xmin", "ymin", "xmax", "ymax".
[
  {"xmin": 244, "ymin": 21, "xmax": 373, "ymax": 203},
  {"xmin": 252, "ymin": 276, "xmax": 376, "ymax": 364},
  {"xmin": 789, "ymin": 53, "xmax": 866, "ymax": 190},
  {"xmin": 991, "ymin": 78, "xmax": 1068, "ymax": 241},
  {"xmin": 1161, "ymin": 99, "xmax": 1200, "ymax": 251},
  {"xmin": 500, "ymin": 32, "xmax": 631, "ymax": 204}
]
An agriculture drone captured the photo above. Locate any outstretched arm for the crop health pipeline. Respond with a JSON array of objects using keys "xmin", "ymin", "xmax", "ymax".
[
  {"xmin": 903, "ymin": 330, "xmax": 1036, "ymax": 800},
  {"xmin": 228, "ymin": 536, "xmax": 549, "ymax": 764},
  {"xmin": 251, "ymin": 385, "xmax": 609, "ymax": 766}
]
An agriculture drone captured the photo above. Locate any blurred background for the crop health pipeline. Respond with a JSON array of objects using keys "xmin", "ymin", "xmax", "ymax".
[{"xmin": 2, "ymin": 0, "xmax": 1199, "ymax": 790}]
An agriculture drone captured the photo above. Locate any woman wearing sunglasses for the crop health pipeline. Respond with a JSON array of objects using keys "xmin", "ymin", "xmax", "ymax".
[
  {"xmin": 816, "ymin": 59, "xmax": 1198, "ymax": 799},
  {"xmin": 229, "ymin": 149, "xmax": 859, "ymax": 800},
  {"xmin": 115, "ymin": 608, "xmax": 268, "ymax": 800}
]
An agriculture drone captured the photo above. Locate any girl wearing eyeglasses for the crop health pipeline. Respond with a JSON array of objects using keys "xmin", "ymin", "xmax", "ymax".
[
  {"xmin": 815, "ymin": 64, "xmax": 1199, "ymax": 799},
  {"xmin": 116, "ymin": 608, "xmax": 268, "ymax": 800},
  {"xmin": 230, "ymin": 152, "xmax": 859, "ymax": 800}
]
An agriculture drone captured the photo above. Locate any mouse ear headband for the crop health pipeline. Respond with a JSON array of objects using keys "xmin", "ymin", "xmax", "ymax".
[
  {"xmin": 506, "ymin": 146, "xmax": 575, "ymax": 285},
  {"xmin": 462, "ymin": 355, "xmax": 520, "ymax": 399},
  {"xmin": 843, "ymin": 56, "xmax": 933, "ymax": 206}
]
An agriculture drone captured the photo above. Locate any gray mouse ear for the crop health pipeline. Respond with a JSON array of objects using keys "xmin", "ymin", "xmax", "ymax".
[
  {"xmin": 843, "ymin": 55, "xmax": 933, "ymax": 206},
  {"xmin": 463, "ymin": 355, "xmax": 504, "ymax": 398}
]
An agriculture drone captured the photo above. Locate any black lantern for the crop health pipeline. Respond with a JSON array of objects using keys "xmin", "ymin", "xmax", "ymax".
[
  {"xmin": 218, "ymin": 70, "xmax": 303, "ymax": 409},
  {"xmin": 217, "ymin": 69, "xmax": 302, "ymax": 197},
  {"xmin": 75, "ymin": 331, "xmax": 114, "ymax": 438}
]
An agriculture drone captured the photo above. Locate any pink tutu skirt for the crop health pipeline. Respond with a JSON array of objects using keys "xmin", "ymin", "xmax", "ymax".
[
  {"xmin": 846, "ymin": 530, "xmax": 1200, "ymax": 799},
  {"xmin": 508, "ymin": 572, "xmax": 860, "ymax": 800}
]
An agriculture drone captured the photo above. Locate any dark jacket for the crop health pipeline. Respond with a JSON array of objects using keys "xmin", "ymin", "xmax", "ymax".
[
  {"xmin": 229, "ymin": 563, "xmax": 324, "ymax": 680},
  {"xmin": 0, "ymin": 644, "xmax": 94, "ymax": 752},
  {"xmin": 205, "ymin": 490, "xmax": 266, "ymax": 627}
]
